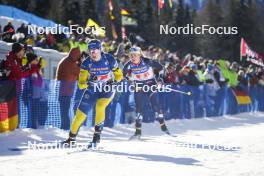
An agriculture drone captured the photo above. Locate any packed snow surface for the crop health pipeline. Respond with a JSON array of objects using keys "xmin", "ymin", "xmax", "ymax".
[{"xmin": 1, "ymin": 112, "xmax": 264, "ymax": 176}]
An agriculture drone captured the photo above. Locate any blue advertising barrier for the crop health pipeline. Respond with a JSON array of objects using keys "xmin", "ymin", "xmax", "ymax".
[
  {"xmin": 0, "ymin": 5, "xmax": 60, "ymax": 27},
  {"xmin": 11, "ymin": 78, "xmax": 264, "ymax": 130}
]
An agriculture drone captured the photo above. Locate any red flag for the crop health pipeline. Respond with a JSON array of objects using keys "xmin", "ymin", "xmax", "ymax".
[
  {"xmin": 158, "ymin": 0, "xmax": 165, "ymax": 9},
  {"xmin": 108, "ymin": 0, "xmax": 113, "ymax": 12},
  {"xmin": 240, "ymin": 38, "xmax": 264, "ymax": 67},
  {"xmin": 240, "ymin": 38, "xmax": 247, "ymax": 58},
  {"xmin": 108, "ymin": 0, "xmax": 115, "ymax": 20},
  {"xmin": 111, "ymin": 22, "xmax": 118, "ymax": 40},
  {"xmin": 121, "ymin": 26, "xmax": 126, "ymax": 40}
]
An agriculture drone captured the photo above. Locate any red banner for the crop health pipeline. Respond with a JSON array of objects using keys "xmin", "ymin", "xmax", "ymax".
[{"xmin": 240, "ymin": 38, "xmax": 264, "ymax": 67}]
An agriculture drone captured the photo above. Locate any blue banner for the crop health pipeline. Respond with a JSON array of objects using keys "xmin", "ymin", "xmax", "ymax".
[
  {"xmin": 10, "ymin": 78, "xmax": 264, "ymax": 130},
  {"xmin": 0, "ymin": 5, "xmax": 61, "ymax": 27}
]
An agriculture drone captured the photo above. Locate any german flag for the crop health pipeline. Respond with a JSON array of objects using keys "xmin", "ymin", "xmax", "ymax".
[
  {"xmin": 231, "ymin": 87, "xmax": 252, "ymax": 105},
  {"xmin": 0, "ymin": 81, "xmax": 18, "ymax": 132}
]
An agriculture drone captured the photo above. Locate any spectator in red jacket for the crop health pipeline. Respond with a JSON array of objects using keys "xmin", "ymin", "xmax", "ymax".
[
  {"xmin": 164, "ymin": 63, "xmax": 179, "ymax": 84},
  {"xmin": 56, "ymin": 47, "xmax": 81, "ymax": 130},
  {"xmin": 4, "ymin": 43, "xmax": 40, "ymax": 80}
]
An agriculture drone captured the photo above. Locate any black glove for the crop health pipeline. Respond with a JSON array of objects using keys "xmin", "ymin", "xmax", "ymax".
[
  {"xmin": 106, "ymin": 79, "xmax": 119, "ymax": 86},
  {"xmin": 0, "ymin": 71, "xmax": 7, "ymax": 80},
  {"xmin": 205, "ymin": 79, "xmax": 214, "ymax": 84},
  {"xmin": 89, "ymin": 73, "xmax": 97, "ymax": 81}
]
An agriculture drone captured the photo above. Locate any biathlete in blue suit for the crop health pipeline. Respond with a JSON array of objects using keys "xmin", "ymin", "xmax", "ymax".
[{"xmin": 123, "ymin": 46, "xmax": 171, "ymax": 139}]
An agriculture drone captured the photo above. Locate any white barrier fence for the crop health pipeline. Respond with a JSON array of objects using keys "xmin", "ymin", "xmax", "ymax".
[{"xmin": 0, "ymin": 40, "xmax": 67, "ymax": 79}]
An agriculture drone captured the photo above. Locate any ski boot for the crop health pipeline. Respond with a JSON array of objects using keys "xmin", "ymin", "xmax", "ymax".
[
  {"xmin": 61, "ymin": 132, "xmax": 76, "ymax": 148},
  {"xmin": 87, "ymin": 124, "xmax": 103, "ymax": 149},
  {"xmin": 156, "ymin": 113, "xmax": 171, "ymax": 135},
  {"xmin": 129, "ymin": 117, "xmax": 142, "ymax": 140}
]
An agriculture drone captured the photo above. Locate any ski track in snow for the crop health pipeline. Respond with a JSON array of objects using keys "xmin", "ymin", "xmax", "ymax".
[{"xmin": 1, "ymin": 112, "xmax": 264, "ymax": 176}]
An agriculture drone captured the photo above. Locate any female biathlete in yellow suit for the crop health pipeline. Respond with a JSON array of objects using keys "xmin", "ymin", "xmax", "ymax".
[{"xmin": 63, "ymin": 39, "xmax": 123, "ymax": 148}]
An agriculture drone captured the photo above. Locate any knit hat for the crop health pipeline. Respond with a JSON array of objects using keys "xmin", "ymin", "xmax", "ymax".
[
  {"xmin": 26, "ymin": 53, "xmax": 38, "ymax": 63},
  {"xmin": 12, "ymin": 42, "xmax": 24, "ymax": 53}
]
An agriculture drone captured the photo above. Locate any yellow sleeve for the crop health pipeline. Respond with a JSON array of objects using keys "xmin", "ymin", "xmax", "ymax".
[
  {"xmin": 112, "ymin": 67, "xmax": 123, "ymax": 82},
  {"xmin": 22, "ymin": 56, "xmax": 27, "ymax": 66},
  {"xmin": 40, "ymin": 57, "xmax": 47, "ymax": 69},
  {"xmin": 78, "ymin": 69, "xmax": 89, "ymax": 89}
]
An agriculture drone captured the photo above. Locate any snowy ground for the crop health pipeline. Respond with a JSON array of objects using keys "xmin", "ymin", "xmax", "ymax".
[{"xmin": 1, "ymin": 112, "xmax": 264, "ymax": 176}]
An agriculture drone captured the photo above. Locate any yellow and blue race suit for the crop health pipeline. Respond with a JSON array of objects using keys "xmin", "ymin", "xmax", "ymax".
[{"xmin": 70, "ymin": 53, "xmax": 123, "ymax": 135}]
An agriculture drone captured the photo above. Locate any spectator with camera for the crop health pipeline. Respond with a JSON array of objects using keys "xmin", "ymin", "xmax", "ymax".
[{"xmin": 4, "ymin": 43, "xmax": 41, "ymax": 81}]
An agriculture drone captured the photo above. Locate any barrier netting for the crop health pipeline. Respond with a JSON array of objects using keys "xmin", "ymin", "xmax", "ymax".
[{"xmin": 2, "ymin": 78, "xmax": 264, "ymax": 130}]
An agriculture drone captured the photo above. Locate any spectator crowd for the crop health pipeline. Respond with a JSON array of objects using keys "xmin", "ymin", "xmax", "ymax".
[
  {"xmin": 1, "ymin": 20, "xmax": 264, "ymax": 92},
  {"xmin": 1, "ymin": 20, "xmax": 264, "ymax": 130}
]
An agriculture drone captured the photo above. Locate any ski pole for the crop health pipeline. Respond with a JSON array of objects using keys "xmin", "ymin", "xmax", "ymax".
[{"xmin": 164, "ymin": 87, "xmax": 192, "ymax": 96}]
